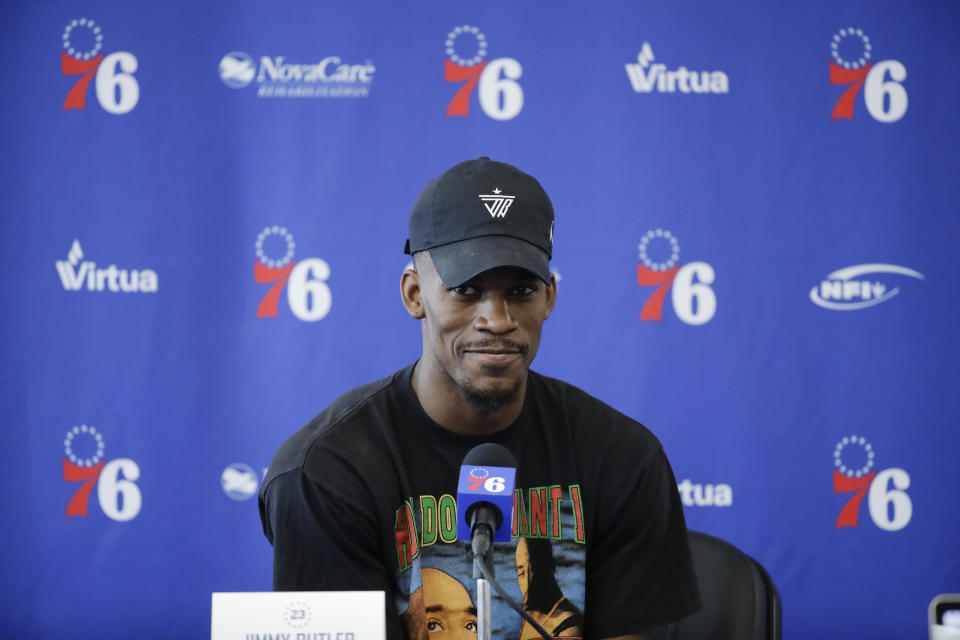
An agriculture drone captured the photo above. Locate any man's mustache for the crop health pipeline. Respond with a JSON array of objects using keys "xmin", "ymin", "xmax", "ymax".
[{"xmin": 458, "ymin": 339, "xmax": 529, "ymax": 355}]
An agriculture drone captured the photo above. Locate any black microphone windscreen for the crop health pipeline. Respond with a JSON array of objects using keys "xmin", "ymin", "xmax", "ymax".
[{"xmin": 462, "ymin": 442, "xmax": 517, "ymax": 468}]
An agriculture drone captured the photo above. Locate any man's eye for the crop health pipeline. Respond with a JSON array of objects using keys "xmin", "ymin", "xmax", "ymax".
[
  {"xmin": 514, "ymin": 285, "xmax": 537, "ymax": 296},
  {"xmin": 451, "ymin": 286, "xmax": 476, "ymax": 296},
  {"xmin": 427, "ymin": 619, "xmax": 445, "ymax": 632},
  {"xmin": 465, "ymin": 620, "xmax": 478, "ymax": 632}
]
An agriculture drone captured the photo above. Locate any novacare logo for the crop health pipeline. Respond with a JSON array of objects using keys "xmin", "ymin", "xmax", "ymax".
[
  {"xmin": 219, "ymin": 51, "xmax": 375, "ymax": 98},
  {"xmin": 55, "ymin": 240, "xmax": 158, "ymax": 293},
  {"xmin": 809, "ymin": 263, "xmax": 922, "ymax": 310},
  {"xmin": 625, "ymin": 42, "xmax": 729, "ymax": 94}
]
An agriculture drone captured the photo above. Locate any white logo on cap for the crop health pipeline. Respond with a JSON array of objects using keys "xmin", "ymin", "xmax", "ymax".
[{"xmin": 478, "ymin": 188, "xmax": 515, "ymax": 218}]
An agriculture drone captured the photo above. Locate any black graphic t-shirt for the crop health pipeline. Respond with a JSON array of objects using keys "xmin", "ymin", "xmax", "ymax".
[{"xmin": 259, "ymin": 364, "xmax": 700, "ymax": 639}]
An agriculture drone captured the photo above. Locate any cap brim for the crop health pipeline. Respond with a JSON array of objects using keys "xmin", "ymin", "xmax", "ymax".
[{"xmin": 427, "ymin": 236, "xmax": 551, "ymax": 287}]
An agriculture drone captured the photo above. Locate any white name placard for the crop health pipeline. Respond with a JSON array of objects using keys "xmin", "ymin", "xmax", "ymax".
[{"xmin": 211, "ymin": 591, "xmax": 385, "ymax": 640}]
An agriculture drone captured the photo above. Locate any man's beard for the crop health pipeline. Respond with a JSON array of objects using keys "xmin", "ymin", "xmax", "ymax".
[
  {"xmin": 450, "ymin": 339, "xmax": 528, "ymax": 414},
  {"xmin": 456, "ymin": 376, "xmax": 524, "ymax": 415}
]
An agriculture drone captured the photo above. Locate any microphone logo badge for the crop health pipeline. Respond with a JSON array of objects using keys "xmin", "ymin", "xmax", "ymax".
[
  {"xmin": 478, "ymin": 188, "xmax": 515, "ymax": 218},
  {"xmin": 461, "ymin": 467, "xmax": 513, "ymax": 495},
  {"xmin": 457, "ymin": 462, "xmax": 516, "ymax": 542},
  {"xmin": 464, "ymin": 466, "xmax": 507, "ymax": 494},
  {"xmin": 468, "ymin": 467, "xmax": 489, "ymax": 479}
]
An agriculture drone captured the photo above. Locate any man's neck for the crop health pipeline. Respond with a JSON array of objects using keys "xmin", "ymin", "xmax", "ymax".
[{"xmin": 411, "ymin": 360, "xmax": 526, "ymax": 436}]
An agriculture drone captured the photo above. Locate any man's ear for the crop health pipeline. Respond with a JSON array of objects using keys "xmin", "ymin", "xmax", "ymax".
[
  {"xmin": 544, "ymin": 273, "xmax": 558, "ymax": 319},
  {"xmin": 401, "ymin": 266, "xmax": 425, "ymax": 319}
]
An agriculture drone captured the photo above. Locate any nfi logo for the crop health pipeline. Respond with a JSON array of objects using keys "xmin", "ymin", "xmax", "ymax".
[{"xmin": 809, "ymin": 263, "xmax": 923, "ymax": 310}]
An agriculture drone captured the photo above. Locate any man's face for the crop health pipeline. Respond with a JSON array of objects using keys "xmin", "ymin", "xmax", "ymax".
[
  {"xmin": 411, "ymin": 253, "xmax": 556, "ymax": 413},
  {"xmin": 422, "ymin": 568, "xmax": 478, "ymax": 638},
  {"xmin": 515, "ymin": 538, "xmax": 531, "ymax": 602}
]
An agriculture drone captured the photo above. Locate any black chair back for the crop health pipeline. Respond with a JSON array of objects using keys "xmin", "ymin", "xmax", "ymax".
[{"xmin": 653, "ymin": 531, "xmax": 781, "ymax": 640}]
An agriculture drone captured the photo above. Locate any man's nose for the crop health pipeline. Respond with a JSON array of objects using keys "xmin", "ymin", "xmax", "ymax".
[{"xmin": 474, "ymin": 295, "xmax": 518, "ymax": 333}]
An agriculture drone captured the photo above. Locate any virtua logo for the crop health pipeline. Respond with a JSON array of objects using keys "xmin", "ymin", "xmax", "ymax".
[
  {"xmin": 55, "ymin": 240, "xmax": 158, "ymax": 293},
  {"xmin": 625, "ymin": 42, "xmax": 729, "ymax": 94},
  {"xmin": 677, "ymin": 479, "xmax": 733, "ymax": 507}
]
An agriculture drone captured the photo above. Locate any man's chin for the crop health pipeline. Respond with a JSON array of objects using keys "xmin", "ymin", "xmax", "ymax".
[{"xmin": 457, "ymin": 376, "xmax": 524, "ymax": 415}]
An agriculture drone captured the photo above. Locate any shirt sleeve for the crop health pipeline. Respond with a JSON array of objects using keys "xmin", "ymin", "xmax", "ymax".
[
  {"xmin": 584, "ymin": 441, "xmax": 701, "ymax": 638},
  {"xmin": 259, "ymin": 463, "xmax": 409, "ymax": 639}
]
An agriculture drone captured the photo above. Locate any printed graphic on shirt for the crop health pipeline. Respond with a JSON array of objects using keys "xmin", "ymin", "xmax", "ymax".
[
  {"xmin": 394, "ymin": 487, "xmax": 586, "ymax": 639},
  {"xmin": 514, "ymin": 537, "xmax": 584, "ymax": 640}
]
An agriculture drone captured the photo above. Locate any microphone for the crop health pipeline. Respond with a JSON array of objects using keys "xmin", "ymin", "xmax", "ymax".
[
  {"xmin": 455, "ymin": 444, "xmax": 554, "ymax": 640},
  {"xmin": 456, "ymin": 443, "xmax": 517, "ymax": 545}
]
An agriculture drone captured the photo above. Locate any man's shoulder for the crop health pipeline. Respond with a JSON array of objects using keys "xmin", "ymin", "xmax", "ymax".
[
  {"xmin": 528, "ymin": 370, "xmax": 662, "ymax": 448},
  {"xmin": 262, "ymin": 365, "xmax": 412, "ymax": 485},
  {"xmin": 528, "ymin": 369, "xmax": 636, "ymax": 421}
]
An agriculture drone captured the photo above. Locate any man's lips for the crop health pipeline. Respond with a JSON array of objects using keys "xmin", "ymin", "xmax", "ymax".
[
  {"xmin": 466, "ymin": 348, "xmax": 520, "ymax": 354},
  {"xmin": 460, "ymin": 342, "xmax": 527, "ymax": 365},
  {"xmin": 464, "ymin": 350, "xmax": 522, "ymax": 365}
]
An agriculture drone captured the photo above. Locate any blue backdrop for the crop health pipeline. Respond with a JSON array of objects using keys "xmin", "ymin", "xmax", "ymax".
[{"xmin": 2, "ymin": 1, "xmax": 958, "ymax": 637}]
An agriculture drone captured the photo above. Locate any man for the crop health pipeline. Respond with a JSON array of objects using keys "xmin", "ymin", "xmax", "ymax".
[{"xmin": 259, "ymin": 158, "xmax": 700, "ymax": 639}]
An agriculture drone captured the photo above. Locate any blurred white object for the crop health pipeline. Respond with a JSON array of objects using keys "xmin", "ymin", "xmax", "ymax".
[{"xmin": 930, "ymin": 594, "xmax": 960, "ymax": 640}]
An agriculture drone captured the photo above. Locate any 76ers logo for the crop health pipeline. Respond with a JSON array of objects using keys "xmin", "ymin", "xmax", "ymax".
[
  {"xmin": 254, "ymin": 226, "xmax": 332, "ymax": 321},
  {"xmin": 829, "ymin": 28, "xmax": 907, "ymax": 122},
  {"xmin": 637, "ymin": 229, "xmax": 716, "ymax": 325},
  {"xmin": 832, "ymin": 435, "xmax": 912, "ymax": 531},
  {"xmin": 444, "ymin": 25, "xmax": 523, "ymax": 121},
  {"xmin": 60, "ymin": 18, "xmax": 140, "ymax": 113},
  {"xmin": 63, "ymin": 425, "xmax": 142, "ymax": 521},
  {"xmin": 465, "ymin": 467, "xmax": 507, "ymax": 494}
]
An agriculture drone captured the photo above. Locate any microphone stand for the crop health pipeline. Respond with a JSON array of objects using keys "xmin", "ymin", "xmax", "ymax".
[
  {"xmin": 472, "ymin": 524, "xmax": 494, "ymax": 640},
  {"xmin": 468, "ymin": 504, "xmax": 553, "ymax": 640}
]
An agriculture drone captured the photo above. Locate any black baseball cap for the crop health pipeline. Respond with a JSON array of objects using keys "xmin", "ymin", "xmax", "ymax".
[{"xmin": 404, "ymin": 158, "xmax": 554, "ymax": 286}]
